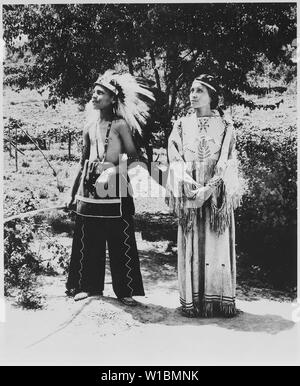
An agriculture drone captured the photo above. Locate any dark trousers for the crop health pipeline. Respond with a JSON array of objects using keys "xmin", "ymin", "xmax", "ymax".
[{"xmin": 66, "ymin": 214, "xmax": 145, "ymax": 298}]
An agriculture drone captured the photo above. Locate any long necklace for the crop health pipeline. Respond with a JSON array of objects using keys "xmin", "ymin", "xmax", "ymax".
[{"xmin": 96, "ymin": 121, "xmax": 112, "ymax": 163}]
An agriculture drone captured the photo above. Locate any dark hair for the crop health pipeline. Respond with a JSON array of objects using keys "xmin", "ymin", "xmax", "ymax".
[
  {"xmin": 207, "ymin": 88, "xmax": 219, "ymax": 110},
  {"xmin": 194, "ymin": 74, "xmax": 219, "ymax": 110}
]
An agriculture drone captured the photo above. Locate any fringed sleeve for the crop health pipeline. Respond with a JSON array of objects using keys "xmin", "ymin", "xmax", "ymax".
[
  {"xmin": 223, "ymin": 120, "xmax": 242, "ymax": 210},
  {"xmin": 166, "ymin": 120, "xmax": 201, "ymax": 210},
  {"xmin": 210, "ymin": 114, "xmax": 242, "ymax": 235},
  {"xmin": 165, "ymin": 119, "xmax": 186, "ymax": 214}
]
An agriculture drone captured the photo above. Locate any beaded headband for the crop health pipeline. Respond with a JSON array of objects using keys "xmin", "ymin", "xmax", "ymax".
[
  {"xmin": 94, "ymin": 77, "xmax": 118, "ymax": 95},
  {"xmin": 195, "ymin": 79, "xmax": 217, "ymax": 92},
  {"xmin": 92, "ymin": 70, "xmax": 155, "ymax": 135}
]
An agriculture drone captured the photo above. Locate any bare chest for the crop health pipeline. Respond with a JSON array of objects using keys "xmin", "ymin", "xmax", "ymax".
[{"xmin": 89, "ymin": 122, "xmax": 123, "ymax": 164}]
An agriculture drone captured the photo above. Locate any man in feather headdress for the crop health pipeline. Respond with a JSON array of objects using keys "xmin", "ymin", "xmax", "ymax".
[{"xmin": 65, "ymin": 70, "xmax": 155, "ymax": 305}]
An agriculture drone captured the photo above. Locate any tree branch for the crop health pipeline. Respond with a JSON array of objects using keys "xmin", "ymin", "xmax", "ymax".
[{"xmin": 149, "ymin": 49, "xmax": 161, "ymax": 91}]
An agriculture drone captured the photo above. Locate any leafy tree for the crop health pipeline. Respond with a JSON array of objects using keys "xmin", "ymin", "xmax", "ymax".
[{"xmin": 3, "ymin": 3, "xmax": 296, "ymax": 147}]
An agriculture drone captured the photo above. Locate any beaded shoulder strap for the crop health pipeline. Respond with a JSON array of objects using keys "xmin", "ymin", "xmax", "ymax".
[{"xmin": 96, "ymin": 121, "xmax": 112, "ymax": 163}]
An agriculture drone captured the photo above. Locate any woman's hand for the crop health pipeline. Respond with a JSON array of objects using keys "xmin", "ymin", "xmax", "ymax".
[
  {"xmin": 195, "ymin": 186, "xmax": 213, "ymax": 207},
  {"xmin": 184, "ymin": 183, "xmax": 198, "ymax": 199},
  {"xmin": 215, "ymin": 158, "xmax": 227, "ymax": 177},
  {"xmin": 185, "ymin": 185, "xmax": 214, "ymax": 208}
]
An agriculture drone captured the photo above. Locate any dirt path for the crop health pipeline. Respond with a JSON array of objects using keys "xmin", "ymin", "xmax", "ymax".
[{"xmin": 1, "ymin": 236, "xmax": 299, "ymax": 366}]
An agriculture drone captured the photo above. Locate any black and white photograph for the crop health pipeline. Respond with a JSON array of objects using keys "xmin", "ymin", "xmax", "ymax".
[{"xmin": 0, "ymin": 0, "xmax": 299, "ymax": 367}]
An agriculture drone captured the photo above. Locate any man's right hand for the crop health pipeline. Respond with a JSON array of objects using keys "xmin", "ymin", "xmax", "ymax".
[{"xmin": 64, "ymin": 198, "xmax": 76, "ymax": 212}]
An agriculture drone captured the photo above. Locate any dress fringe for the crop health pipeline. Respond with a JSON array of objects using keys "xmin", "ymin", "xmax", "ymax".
[
  {"xmin": 165, "ymin": 188, "xmax": 184, "ymax": 215},
  {"xmin": 165, "ymin": 186, "xmax": 199, "ymax": 234},
  {"xmin": 166, "ymin": 162, "xmax": 241, "ymax": 236},
  {"xmin": 181, "ymin": 300, "xmax": 237, "ymax": 318},
  {"xmin": 202, "ymin": 300, "xmax": 237, "ymax": 318},
  {"xmin": 210, "ymin": 199, "xmax": 231, "ymax": 235},
  {"xmin": 167, "ymin": 186, "xmax": 236, "ymax": 236},
  {"xmin": 209, "ymin": 182, "xmax": 231, "ymax": 235},
  {"xmin": 179, "ymin": 208, "xmax": 198, "ymax": 233}
]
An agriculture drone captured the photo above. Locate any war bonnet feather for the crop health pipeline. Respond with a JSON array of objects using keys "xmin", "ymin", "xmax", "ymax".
[{"xmin": 87, "ymin": 70, "xmax": 155, "ymax": 135}]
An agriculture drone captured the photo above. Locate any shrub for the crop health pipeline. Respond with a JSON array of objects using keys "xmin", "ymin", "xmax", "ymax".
[
  {"xmin": 4, "ymin": 221, "xmax": 42, "ymax": 292},
  {"xmin": 4, "ymin": 118, "xmax": 31, "ymax": 145},
  {"xmin": 4, "ymin": 219, "xmax": 46, "ymax": 308},
  {"xmin": 45, "ymin": 239, "xmax": 70, "ymax": 275},
  {"xmin": 4, "ymin": 190, "xmax": 47, "ymax": 308},
  {"xmin": 38, "ymin": 189, "xmax": 49, "ymax": 199},
  {"xmin": 14, "ymin": 267, "xmax": 44, "ymax": 309},
  {"xmin": 235, "ymin": 121, "xmax": 297, "ymax": 290},
  {"xmin": 5, "ymin": 190, "xmax": 40, "ymax": 218},
  {"xmin": 46, "ymin": 211, "xmax": 75, "ymax": 235}
]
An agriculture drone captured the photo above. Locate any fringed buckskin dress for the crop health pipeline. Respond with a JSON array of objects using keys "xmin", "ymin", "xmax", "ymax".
[{"xmin": 165, "ymin": 111, "xmax": 242, "ymax": 317}]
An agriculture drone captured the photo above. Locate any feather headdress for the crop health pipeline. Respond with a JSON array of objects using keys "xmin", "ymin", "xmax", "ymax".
[{"xmin": 86, "ymin": 70, "xmax": 155, "ymax": 135}]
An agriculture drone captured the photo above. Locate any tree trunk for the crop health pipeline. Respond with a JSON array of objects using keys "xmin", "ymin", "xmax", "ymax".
[
  {"xmin": 168, "ymin": 86, "xmax": 178, "ymax": 121},
  {"xmin": 145, "ymin": 144, "xmax": 153, "ymax": 173},
  {"xmin": 15, "ymin": 126, "xmax": 18, "ymax": 172},
  {"xmin": 68, "ymin": 131, "xmax": 72, "ymax": 159},
  {"xmin": 127, "ymin": 50, "xmax": 134, "ymax": 75},
  {"xmin": 150, "ymin": 49, "xmax": 161, "ymax": 91},
  {"xmin": 8, "ymin": 126, "xmax": 12, "ymax": 157}
]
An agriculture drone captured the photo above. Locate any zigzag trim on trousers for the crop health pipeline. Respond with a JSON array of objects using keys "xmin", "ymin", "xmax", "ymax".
[
  {"xmin": 122, "ymin": 218, "xmax": 134, "ymax": 296},
  {"xmin": 78, "ymin": 223, "xmax": 85, "ymax": 290}
]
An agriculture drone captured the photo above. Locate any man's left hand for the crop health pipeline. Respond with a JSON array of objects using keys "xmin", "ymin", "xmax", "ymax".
[{"xmin": 95, "ymin": 167, "xmax": 117, "ymax": 191}]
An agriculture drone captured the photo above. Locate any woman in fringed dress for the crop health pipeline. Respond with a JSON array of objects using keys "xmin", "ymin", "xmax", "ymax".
[{"xmin": 165, "ymin": 74, "xmax": 242, "ymax": 318}]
